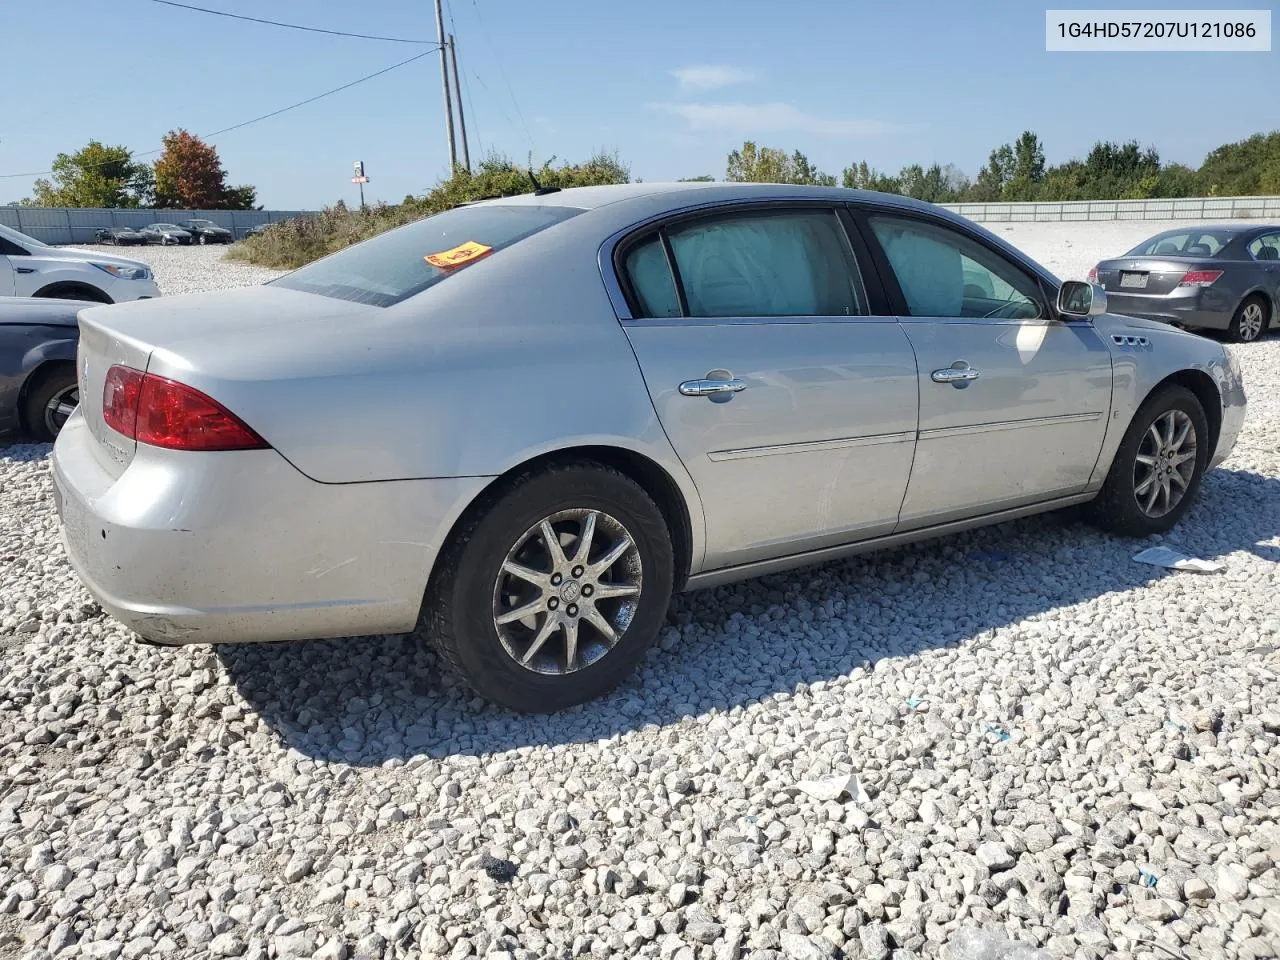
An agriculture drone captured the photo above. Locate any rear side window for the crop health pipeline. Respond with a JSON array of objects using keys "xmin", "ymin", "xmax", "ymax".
[
  {"xmin": 272, "ymin": 203, "xmax": 584, "ymax": 307},
  {"xmin": 623, "ymin": 234, "xmax": 681, "ymax": 318},
  {"xmin": 1247, "ymin": 232, "xmax": 1280, "ymax": 260},
  {"xmin": 623, "ymin": 209, "xmax": 866, "ymax": 319},
  {"xmin": 670, "ymin": 211, "xmax": 864, "ymax": 318}
]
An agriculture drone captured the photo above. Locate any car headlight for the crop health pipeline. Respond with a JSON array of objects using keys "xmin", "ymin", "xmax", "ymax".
[{"xmin": 92, "ymin": 262, "xmax": 151, "ymax": 281}]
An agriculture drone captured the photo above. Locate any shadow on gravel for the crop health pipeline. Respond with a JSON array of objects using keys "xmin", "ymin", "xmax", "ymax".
[{"xmin": 219, "ymin": 466, "xmax": 1278, "ymax": 764}]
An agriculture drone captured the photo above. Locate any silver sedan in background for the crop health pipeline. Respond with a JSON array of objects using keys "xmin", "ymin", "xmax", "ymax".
[
  {"xmin": 51, "ymin": 184, "xmax": 1246, "ymax": 712},
  {"xmin": 1089, "ymin": 224, "xmax": 1280, "ymax": 342}
]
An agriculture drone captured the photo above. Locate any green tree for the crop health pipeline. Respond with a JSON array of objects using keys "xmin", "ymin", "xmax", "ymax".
[
  {"xmin": 969, "ymin": 144, "xmax": 1015, "ymax": 201},
  {"xmin": 679, "ymin": 175, "xmax": 715, "ymax": 182},
  {"xmin": 726, "ymin": 141, "xmax": 835, "ymax": 185},
  {"xmin": 840, "ymin": 160, "xmax": 900, "ymax": 193},
  {"xmin": 28, "ymin": 141, "xmax": 153, "ymax": 207},
  {"xmin": 1196, "ymin": 131, "xmax": 1280, "ymax": 196}
]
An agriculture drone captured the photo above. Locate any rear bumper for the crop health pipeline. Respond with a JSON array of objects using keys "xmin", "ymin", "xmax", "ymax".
[
  {"xmin": 50, "ymin": 411, "xmax": 489, "ymax": 645},
  {"xmin": 1104, "ymin": 289, "xmax": 1233, "ymax": 331}
]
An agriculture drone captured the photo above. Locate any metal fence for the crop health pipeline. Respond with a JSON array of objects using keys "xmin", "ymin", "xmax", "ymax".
[
  {"xmin": 939, "ymin": 195, "xmax": 1280, "ymax": 223},
  {"xmin": 0, "ymin": 206, "xmax": 320, "ymax": 245}
]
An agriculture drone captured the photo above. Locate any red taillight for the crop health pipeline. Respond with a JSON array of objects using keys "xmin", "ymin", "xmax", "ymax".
[
  {"xmin": 1179, "ymin": 270, "xmax": 1223, "ymax": 287},
  {"xmin": 102, "ymin": 365, "xmax": 144, "ymax": 438},
  {"xmin": 101, "ymin": 365, "xmax": 268, "ymax": 451},
  {"xmin": 1087, "ymin": 265, "xmax": 1097, "ymax": 281}
]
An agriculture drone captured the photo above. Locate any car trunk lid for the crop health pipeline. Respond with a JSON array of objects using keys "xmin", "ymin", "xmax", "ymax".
[{"xmin": 1094, "ymin": 257, "xmax": 1215, "ymax": 296}]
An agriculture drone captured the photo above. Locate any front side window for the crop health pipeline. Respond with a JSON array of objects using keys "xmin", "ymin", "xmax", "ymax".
[
  {"xmin": 665, "ymin": 210, "xmax": 865, "ymax": 318},
  {"xmin": 868, "ymin": 215, "xmax": 1042, "ymax": 320},
  {"xmin": 1247, "ymin": 232, "xmax": 1280, "ymax": 261},
  {"xmin": 272, "ymin": 203, "xmax": 584, "ymax": 307}
]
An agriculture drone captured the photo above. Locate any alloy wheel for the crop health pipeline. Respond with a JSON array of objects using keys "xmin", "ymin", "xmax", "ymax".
[
  {"xmin": 43, "ymin": 385, "xmax": 79, "ymax": 437},
  {"xmin": 1133, "ymin": 409, "xmax": 1197, "ymax": 518},
  {"xmin": 491, "ymin": 508, "xmax": 643, "ymax": 675},
  {"xmin": 1239, "ymin": 302, "xmax": 1264, "ymax": 341}
]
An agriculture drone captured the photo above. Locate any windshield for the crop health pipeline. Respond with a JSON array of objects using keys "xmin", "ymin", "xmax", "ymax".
[
  {"xmin": 1126, "ymin": 230, "xmax": 1235, "ymax": 257},
  {"xmin": 0, "ymin": 222, "xmax": 49, "ymax": 249},
  {"xmin": 271, "ymin": 203, "xmax": 585, "ymax": 307},
  {"xmin": 187, "ymin": 220, "xmax": 214, "ymax": 227}
]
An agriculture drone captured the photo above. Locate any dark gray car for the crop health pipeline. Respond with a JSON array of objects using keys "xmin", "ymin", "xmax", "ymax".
[
  {"xmin": 0, "ymin": 298, "xmax": 80, "ymax": 441},
  {"xmin": 1090, "ymin": 224, "xmax": 1280, "ymax": 342}
]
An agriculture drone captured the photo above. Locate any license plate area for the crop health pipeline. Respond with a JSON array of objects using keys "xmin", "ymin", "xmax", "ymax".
[{"xmin": 1120, "ymin": 272, "xmax": 1149, "ymax": 290}]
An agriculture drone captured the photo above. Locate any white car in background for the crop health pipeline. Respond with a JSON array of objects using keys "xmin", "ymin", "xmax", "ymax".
[{"xmin": 0, "ymin": 223, "xmax": 160, "ymax": 303}]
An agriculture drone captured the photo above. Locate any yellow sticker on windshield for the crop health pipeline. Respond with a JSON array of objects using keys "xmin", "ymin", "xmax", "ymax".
[{"xmin": 425, "ymin": 240, "xmax": 493, "ymax": 269}]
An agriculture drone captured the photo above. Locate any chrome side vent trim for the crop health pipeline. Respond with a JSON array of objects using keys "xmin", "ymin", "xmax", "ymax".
[{"xmin": 1112, "ymin": 334, "xmax": 1151, "ymax": 347}]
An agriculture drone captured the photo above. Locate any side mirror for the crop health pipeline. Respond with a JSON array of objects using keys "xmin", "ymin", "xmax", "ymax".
[{"xmin": 1057, "ymin": 280, "xmax": 1107, "ymax": 319}]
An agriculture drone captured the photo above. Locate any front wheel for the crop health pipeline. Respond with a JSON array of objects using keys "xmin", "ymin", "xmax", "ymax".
[
  {"xmin": 198, "ymin": 234, "xmax": 208, "ymax": 245},
  {"xmin": 1085, "ymin": 384, "xmax": 1210, "ymax": 537},
  {"xmin": 1228, "ymin": 295, "xmax": 1267, "ymax": 343},
  {"xmin": 426, "ymin": 463, "xmax": 674, "ymax": 712}
]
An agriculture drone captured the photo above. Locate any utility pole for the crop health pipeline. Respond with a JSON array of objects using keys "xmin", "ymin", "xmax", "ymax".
[
  {"xmin": 448, "ymin": 35, "xmax": 471, "ymax": 173},
  {"xmin": 434, "ymin": 0, "xmax": 457, "ymax": 172}
]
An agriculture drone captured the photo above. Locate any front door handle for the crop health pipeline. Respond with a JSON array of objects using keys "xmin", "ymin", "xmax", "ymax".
[
  {"xmin": 931, "ymin": 362, "xmax": 980, "ymax": 385},
  {"xmin": 679, "ymin": 377, "xmax": 746, "ymax": 397}
]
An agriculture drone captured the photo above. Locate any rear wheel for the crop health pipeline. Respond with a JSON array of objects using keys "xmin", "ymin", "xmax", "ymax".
[
  {"xmin": 198, "ymin": 233, "xmax": 208, "ymax": 245},
  {"xmin": 1086, "ymin": 384, "xmax": 1209, "ymax": 537},
  {"xmin": 1228, "ymin": 295, "xmax": 1267, "ymax": 343},
  {"xmin": 22, "ymin": 367, "xmax": 79, "ymax": 442},
  {"xmin": 426, "ymin": 463, "xmax": 674, "ymax": 712}
]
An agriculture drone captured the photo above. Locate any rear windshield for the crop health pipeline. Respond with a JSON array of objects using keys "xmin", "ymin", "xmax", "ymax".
[
  {"xmin": 271, "ymin": 203, "xmax": 585, "ymax": 307},
  {"xmin": 1126, "ymin": 231, "xmax": 1234, "ymax": 257}
]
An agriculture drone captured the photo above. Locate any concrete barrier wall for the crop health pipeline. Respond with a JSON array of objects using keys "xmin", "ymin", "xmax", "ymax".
[
  {"xmin": 939, "ymin": 196, "xmax": 1280, "ymax": 223},
  {"xmin": 0, "ymin": 207, "xmax": 319, "ymax": 244}
]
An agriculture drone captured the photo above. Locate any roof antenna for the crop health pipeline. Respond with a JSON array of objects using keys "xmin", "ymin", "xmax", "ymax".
[{"xmin": 528, "ymin": 167, "xmax": 561, "ymax": 196}]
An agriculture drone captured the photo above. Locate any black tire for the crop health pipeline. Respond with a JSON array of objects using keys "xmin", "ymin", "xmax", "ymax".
[
  {"xmin": 22, "ymin": 366, "xmax": 79, "ymax": 442},
  {"xmin": 198, "ymin": 233, "xmax": 208, "ymax": 245},
  {"xmin": 426, "ymin": 462, "xmax": 674, "ymax": 712},
  {"xmin": 1085, "ymin": 384, "xmax": 1210, "ymax": 537},
  {"xmin": 1227, "ymin": 294, "xmax": 1268, "ymax": 343}
]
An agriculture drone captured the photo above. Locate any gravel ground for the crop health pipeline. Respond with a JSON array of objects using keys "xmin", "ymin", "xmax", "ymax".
[{"xmin": 1, "ymin": 228, "xmax": 1278, "ymax": 960}]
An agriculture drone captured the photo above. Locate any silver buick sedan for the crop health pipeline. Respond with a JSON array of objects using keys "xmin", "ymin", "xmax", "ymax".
[{"xmin": 51, "ymin": 183, "xmax": 1246, "ymax": 712}]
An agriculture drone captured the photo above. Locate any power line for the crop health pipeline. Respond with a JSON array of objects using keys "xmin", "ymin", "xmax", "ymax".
[
  {"xmin": 143, "ymin": 0, "xmax": 440, "ymax": 44},
  {"xmin": 0, "ymin": 51, "xmax": 434, "ymax": 180},
  {"xmin": 469, "ymin": 0, "xmax": 534, "ymax": 152}
]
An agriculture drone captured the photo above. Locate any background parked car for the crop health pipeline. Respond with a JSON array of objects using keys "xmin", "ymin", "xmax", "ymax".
[
  {"xmin": 0, "ymin": 223, "xmax": 160, "ymax": 303},
  {"xmin": 95, "ymin": 226, "xmax": 146, "ymax": 246},
  {"xmin": 1089, "ymin": 224, "xmax": 1280, "ymax": 342},
  {"xmin": 180, "ymin": 219, "xmax": 234, "ymax": 245},
  {"xmin": 140, "ymin": 223, "xmax": 193, "ymax": 245},
  {"xmin": 0, "ymin": 297, "xmax": 81, "ymax": 441},
  {"xmin": 241, "ymin": 223, "xmax": 273, "ymax": 239}
]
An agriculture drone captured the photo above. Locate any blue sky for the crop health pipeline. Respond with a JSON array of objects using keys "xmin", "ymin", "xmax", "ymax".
[{"xmin": 1, "ymin": 0, "xmax": 1274, "ymax": 208}]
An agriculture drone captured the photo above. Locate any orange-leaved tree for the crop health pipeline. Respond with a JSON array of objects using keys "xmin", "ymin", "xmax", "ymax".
[{"xmin": 153, "ymin": 129, "xmax": 257, "ymax": 209}]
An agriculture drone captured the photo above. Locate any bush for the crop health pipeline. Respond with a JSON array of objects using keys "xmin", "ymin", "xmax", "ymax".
[{"xmin": 228, "ymin": 152, "xmax": 629, "ymax": 270}]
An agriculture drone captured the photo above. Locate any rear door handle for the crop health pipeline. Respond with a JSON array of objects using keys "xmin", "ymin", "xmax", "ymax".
[
  {"xmin": 931, "ymin": 363, "xmax": 980, "ymax": 384},
  {"xmin": 679, "ymin": 378, "xmax": 746, "ymax": 397}
]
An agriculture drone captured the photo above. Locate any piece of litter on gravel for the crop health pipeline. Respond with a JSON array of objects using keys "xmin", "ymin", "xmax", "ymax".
[
  {"xmin": 795, "ymin": 773, "xmax": 867, "ymax": 804},
  {"xmin": 1132, "ymin": 546, "xmax": 1224, "ymax": 573},
  {"xmin": 985, "ymin": 725, "xmax": 1012, "ymax": 743},
  {"xmin": 1138, "ymin": 866, "xmax": 1159, "ymax": 888},
  {"xmin": 905, "ymin": 696, "xmax": 925, "ymax": 709}
]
